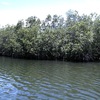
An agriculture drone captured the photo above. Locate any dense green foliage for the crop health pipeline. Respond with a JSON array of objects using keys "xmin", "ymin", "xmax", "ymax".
[{"xmin": 0, "ymin": 10, "xmax": 100, "ymax": 61}]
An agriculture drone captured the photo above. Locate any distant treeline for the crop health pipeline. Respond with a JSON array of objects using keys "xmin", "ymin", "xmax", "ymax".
[{"xmin": 0, "ymin": 10, "xmax": 100, "ymax": 61}]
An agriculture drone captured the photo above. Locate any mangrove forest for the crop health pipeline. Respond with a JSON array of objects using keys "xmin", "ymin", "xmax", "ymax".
[{"xmin": 0, "ymin": 10, "xmax": 100, "ymax": 62}]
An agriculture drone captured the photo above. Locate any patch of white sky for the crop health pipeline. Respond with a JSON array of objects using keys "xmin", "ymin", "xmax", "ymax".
[{"xmin": 0, "ymin": 0, "xmax": 100, "ymax": 26}]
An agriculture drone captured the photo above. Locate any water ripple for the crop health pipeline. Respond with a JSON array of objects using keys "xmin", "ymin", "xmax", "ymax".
[{"xmin": 0, "ymin": 57, "xmax": 100, "ymax": 100}]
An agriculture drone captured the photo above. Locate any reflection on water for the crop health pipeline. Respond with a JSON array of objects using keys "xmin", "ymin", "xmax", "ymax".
[{"xmin": 0, "ymin": 57, "xmax": 100, "ymax": 100}]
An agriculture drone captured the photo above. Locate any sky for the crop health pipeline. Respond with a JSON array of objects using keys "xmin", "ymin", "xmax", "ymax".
[{"xmin": 0, "ymin": 0, "xmax": 100, "ymax": 26}]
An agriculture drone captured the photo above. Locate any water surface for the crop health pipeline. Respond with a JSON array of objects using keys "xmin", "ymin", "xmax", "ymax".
[{"xmin": 0, "ymin": 57, "xmax": 100, "ymax": 100}]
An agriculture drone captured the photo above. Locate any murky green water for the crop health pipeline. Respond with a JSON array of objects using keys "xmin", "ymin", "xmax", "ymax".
[{"xmin": 0, "ymin": 57, "xmax": 100, "ymax": 100}]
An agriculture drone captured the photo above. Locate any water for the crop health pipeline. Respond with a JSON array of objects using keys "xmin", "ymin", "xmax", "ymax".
[{"xmin": 0, "ymin": 57, "xmax": 100, "ymax": 100}]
